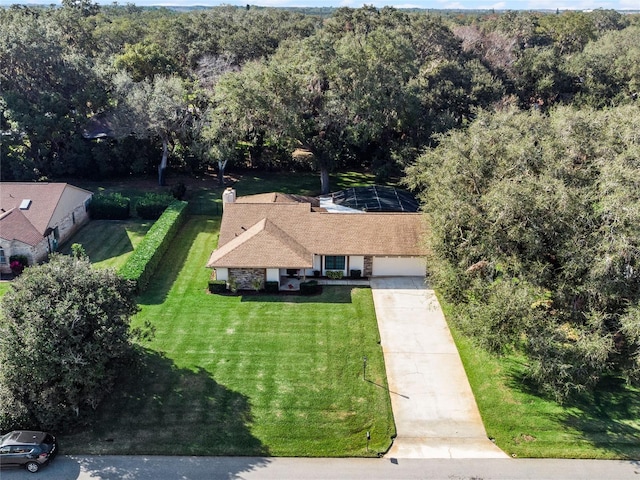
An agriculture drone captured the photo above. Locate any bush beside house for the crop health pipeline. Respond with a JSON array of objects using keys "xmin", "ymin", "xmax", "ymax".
[
  {"xmin": 208, "ymin": 280, "xmax": 227, "ymax": 293},
  {"xmin": 9, "ymin": 255, "xmax": 28, "ymax": 276}
]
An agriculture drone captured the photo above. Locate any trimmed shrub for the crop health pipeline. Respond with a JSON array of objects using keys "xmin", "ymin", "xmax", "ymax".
[
  {"xmin": 265, "ymin": 281, "xmax": 279, "ymax": 293},
  {"xmin": 170, "ymin": 182, "xmax": 187, "ymax": 200},
  {"xmin": 300, "ymin": 280, "xmax": 321, "ymax": 295},
  {"xmin": 208, "ymin": 280, "xmax": 227, "ymax": 294},
  {"xmin": 118, "ymin": 200, "xmax": 188, "ymax": 292},
  {"xmin": 89, "ymin": 193, "xmax": 130, "ymax": 220},
  {"xmin": 71, "ymin": 243, "xmax": 87, "ymax": 259},
  {"xmin": 326, "ymin": 270, "xmax": 344, "ymax": 280},
  {"xmin": 350, "ymin": 269, "xmax": 362, "ymax": 279},
  {"xmin": 136, "ymin": 193, "xmax": 174, "ymax": 220}
]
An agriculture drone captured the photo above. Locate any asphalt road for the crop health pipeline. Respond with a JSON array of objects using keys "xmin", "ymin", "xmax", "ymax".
[{"xmin": 2, "ymin": 456, "xmax": 639, "ymax": 480}]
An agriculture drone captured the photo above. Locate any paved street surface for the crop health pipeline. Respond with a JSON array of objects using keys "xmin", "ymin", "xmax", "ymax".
[
  {"xmin": 1, "ymin": 456, "xmax": 639, "ymax": 479},
  {"xmin": 371, "ymin": 277, "xmax": 507, "ymax": 458}
]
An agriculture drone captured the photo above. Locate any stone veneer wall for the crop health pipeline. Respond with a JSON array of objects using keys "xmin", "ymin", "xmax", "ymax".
[
  {"xmin": 363, "ymin": 256, "xmax": 373, "ymax": 277},
  {"xmin": 229, "ymin": 268, "xmax": 266, "ymax": 290}
]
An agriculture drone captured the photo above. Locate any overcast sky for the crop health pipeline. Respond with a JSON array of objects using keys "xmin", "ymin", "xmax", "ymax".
[{"xmin": 4, "ymin": 0, "xmax": 640, "ymax": 11}]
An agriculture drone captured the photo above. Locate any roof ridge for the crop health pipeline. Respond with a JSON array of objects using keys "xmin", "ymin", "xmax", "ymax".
[
  {"xmin": 207, "ymin": 217, "xmax": 313, "ymax": 268},
  {"xmin": 261, "ymin": 217, "xmax": 311, "ymax": 260},
  {"xmin": 0, "ymin": 207, "xmax": 16, "ymax": 220}
]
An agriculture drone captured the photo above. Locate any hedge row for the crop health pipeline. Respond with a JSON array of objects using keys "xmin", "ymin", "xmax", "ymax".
[
  {"xmin": 136, "ymin": 193, "xmax": 174, "ymax": 220},
  {"xmin": 90, "ymin": 193, "xmax": 130, "ymax": 220},
  {"xmin": 118, "ymin": 200, "xmax": 188, "ymax": 292}
]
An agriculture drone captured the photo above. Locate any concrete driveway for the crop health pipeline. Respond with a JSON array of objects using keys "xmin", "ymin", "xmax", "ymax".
[{"xmin": 370, "ymin": 277, "xmax": 508, "ymax": 459}]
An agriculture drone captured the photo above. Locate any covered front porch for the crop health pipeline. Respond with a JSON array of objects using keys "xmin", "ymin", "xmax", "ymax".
[{"xmin": 279, "ymin": 273, "xmax": 370, "ymax": 291}]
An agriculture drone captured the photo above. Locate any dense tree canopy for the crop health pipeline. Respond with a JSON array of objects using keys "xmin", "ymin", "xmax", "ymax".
[
  {"xmin": 0, "ymin": 255, "xmax": 138, "ymax": 430},
  {"xmin": 1, "ymin": 5, "xmax": 638, "ymax": 185},
  {"xmin": 406, "ymin": 105, "xmax": 640, "ymax": 400}
]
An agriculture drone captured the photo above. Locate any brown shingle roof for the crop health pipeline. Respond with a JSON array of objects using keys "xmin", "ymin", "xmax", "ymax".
[
  {"xmin": 1, "ymin": 182, "xmax": 67, "ymax": 235},
  {"xmin": 0, "ymin": 182, "xmax": 92, "ymax": 246},
  {"xmin": 207, "ymin": 218, "xmax": 312, "ymax": 268},
  {"xmin": 208, "ymin": 197, "xmax": 427, "ymax": 268},
  {"xmin": 0, "ymin": 208, "xmax": 44, "ymax": 246},
  {"xmin": 0, "ymin": 182, "xmax": 91, "ymax": 235}
]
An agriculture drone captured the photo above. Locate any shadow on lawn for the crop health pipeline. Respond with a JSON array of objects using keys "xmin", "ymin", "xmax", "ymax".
[
  {"xmin": 560, "ymin": 376, "xmax": 640, "ymax": 459},
  {"xmin": 240, "ymin": 286, "xmax": 355, "ymax": 304},
  {"xmin": 137, "ymin": 217, "xmax": 212, "ymax": 305},
  {"xmin": 506, "ymin": 364, "xmax": 640, "ymax": 459},
  {"xmin": 61, "ymin": 220, "xmax": 148, "ymax": 264},
  {"xmin": 77, "ymin": 348, "xmax": 269, "ymax": 458}
]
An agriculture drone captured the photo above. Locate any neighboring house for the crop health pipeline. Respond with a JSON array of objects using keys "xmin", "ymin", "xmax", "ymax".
[
  {"xmin": 207, "ymin": 188, "xmax": 427, "ymax": 290},
  {"xmin": 0, "ymin": 183, "xmax": 93, "ymax": 273}
]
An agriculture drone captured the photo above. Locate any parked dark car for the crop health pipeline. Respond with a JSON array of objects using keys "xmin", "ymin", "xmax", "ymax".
[{"xmin": 0, "ymin": 431, "xmax": 57, "ymax": 473}]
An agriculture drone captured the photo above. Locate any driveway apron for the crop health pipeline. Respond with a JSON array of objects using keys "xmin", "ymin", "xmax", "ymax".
[{"xmin": 370, "ymin": 277, "xmax": 508, "ymax": 459}]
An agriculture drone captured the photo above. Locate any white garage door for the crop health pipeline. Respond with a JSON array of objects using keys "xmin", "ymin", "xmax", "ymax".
[{"xmin": 372, "ymin": 257, "xmax": 426, "ymax": 276}]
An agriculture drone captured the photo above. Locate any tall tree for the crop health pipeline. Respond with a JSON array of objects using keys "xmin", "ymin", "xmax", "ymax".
[
  {"xmin": 111, "ymin": 72, "xmax": 191, "ymax": 185},
  {"xmin": 0, "ymin": 254, "xmax": 138, "ymax": 430},
  {"xmin": 213, "ymin": 25, "xmax": 423, "ymax": 193},
  {"xmin": 406, "ymin": 105, "xmax": 640, "ymax": 400},
  {"xmin": 0, "ymin": 7, "xmax": 105, "ymax": 180},
  {"xmin": 569, "ymin": 26, "xmax": 640, "ymax": 108},
  {"xmin": 113, "ymin": 42, "xmax": 181, "ymax": 82}
]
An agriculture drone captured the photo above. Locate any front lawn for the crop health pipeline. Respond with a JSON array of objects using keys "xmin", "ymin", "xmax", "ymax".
[
  {"xmin": 63, "ymin": 216, "xmax": 395, "ymax": 457},
  {"xmin": 448, "ymin": 308, "xmax": 640, "ymax": 459}
]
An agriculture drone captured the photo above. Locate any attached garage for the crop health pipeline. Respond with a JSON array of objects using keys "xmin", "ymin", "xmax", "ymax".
[{"xmin": 372, "ymin": 256, "xmax": 426, "ymax": 277}]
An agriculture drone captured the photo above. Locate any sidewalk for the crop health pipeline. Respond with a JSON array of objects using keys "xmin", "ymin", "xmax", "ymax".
[{"xmin": 370, "ymin": 277, "xmax": 508, "ymax": 459}]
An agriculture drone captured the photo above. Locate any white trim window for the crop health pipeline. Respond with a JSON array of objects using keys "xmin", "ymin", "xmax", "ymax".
[{"xmin": 324, "ymin": 255, "xmax": 345, "ymax": 271}]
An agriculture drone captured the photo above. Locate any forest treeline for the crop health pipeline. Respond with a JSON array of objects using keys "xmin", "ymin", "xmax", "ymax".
[
  {"xmin": 2, "ymin": 2, "xmax": 640, "ymax": 399},
  {"xmin": 1, "ymin": 3, "xmax": 638, "ymax": 186}
]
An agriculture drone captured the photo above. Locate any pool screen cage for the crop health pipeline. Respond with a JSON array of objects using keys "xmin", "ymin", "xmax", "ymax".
[{"xmin": 328, "ymin": 186, "xmax": 419, "ymax": 213}]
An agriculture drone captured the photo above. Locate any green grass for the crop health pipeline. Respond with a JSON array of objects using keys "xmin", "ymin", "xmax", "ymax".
[
  {"xmin": 446, "ymin": 304, "xmax": 640, "ymax": 459},
  {"xmin": 72, "ymin": 170, "xmax": 387, "ymax": 217},
  {"xmin": 63, "ymin": 216, "xmax": 395, "ymax": 457},
  {"xmin": 229, "ymin": 170, "xmax": 387, "ymax": 197},
  {"xmin": 59, "ymin": 220, "xmax": 152, "ymax": 270}
]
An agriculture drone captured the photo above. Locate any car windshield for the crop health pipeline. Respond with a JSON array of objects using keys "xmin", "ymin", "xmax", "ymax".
[{"xmin": 0, "ymin": 432, "xmax": 12, "ymax": 444}]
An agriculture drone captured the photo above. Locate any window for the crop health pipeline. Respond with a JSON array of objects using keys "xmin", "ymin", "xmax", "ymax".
[
  {"xmin": 0, "ymin": 248, "xmax": 6, "ymax": 264},
  {"xmin": 11, "ymin": 446, "xmax": 33, "ymax": 454},
  {"xmin": 325, "ymin": 256, "xmax": 345, "ymax": 270}
]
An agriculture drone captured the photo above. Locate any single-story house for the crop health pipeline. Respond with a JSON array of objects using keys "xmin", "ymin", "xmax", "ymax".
[
  {"xmin": 0, "ymin": 183, "xmax": 93, "ymax": 273},
  {"xmin": 206, "ymin": 188, "xmax": 427, "ymax": 290}
]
